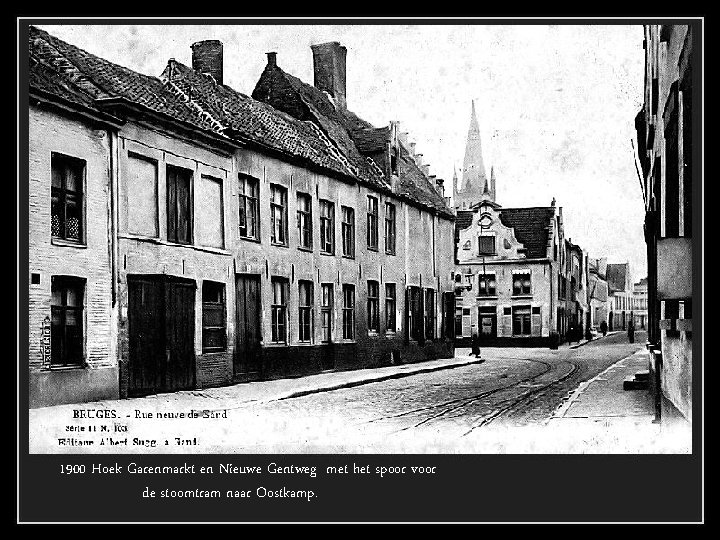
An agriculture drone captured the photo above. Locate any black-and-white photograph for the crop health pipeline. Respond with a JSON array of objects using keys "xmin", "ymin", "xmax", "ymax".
[{"xmin": 24, "ymin": 20, "xmax": 698, "ymax": 457}]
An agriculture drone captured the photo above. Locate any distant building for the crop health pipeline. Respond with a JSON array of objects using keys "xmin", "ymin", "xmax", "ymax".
[
  {"xmin": 607, "ymin": 262, "xmax": 634, "ymax": 331},
  {"xmin": 636, "ymin": 24, "xmax": 695, "ymax": 422},
  {"xmin": 633, "ymin": 277, "xmax": 649, "ymax": 330},
  {"xmin": 588, "ymin": 257, "xmax": 609, "ymax": 330}
]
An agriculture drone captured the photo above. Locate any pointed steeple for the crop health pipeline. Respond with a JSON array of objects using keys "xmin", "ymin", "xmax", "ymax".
[
  {"xmin": 490, "ymin": 165, "xmax": 496, "ymax": 201},
  {"xmin": 455, "ymin": 100, "xmax": 489, "ymax": 209}
]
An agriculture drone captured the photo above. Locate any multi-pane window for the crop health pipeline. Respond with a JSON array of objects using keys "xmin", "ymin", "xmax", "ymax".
[
  {"xmin": 478, "ymin": 235, "xmax": 495, "ymax": 255},
  {"xmin": 320, "ymin": 200, "xmax": 335, "ymax": 254},
  {"xmin": 342, "ymin": 284, "xmax": 355, "ymax": 340},
  {"xmin": 478, "ymin": 273, "xmax": 496, "ymax": 296},
  {"xmin": 166, "ymin": 165, "xmax": 193, "ymax": 245},
  {"xmin": 367, "ymin": 195, "xmax": 379, "ymax": 250},
  {"xmin": 202, "ymin": 281, "xmax": 226, "ymax": 352},
  {"xmin": 513, "ymin": 273, "xmax": 531, "ymax": 295},
  {"xmin": 50, "ymin": 276, "xmax": 84, "ymax": 367},
  {"xmin": 512, "ymin": 306, "xmax": 531, "ymax": 336},
  {"xmin": 424, "ymin": 288, "xmax": 436, "ymax": 340},
  {"xmin": 51, "ymin": 154, "xmax": 84, "ymax": 243},
  {"xmin": 298, "ymin": 280, "xmax": 314, "ymax": 343},
  {"xmin": 341, "ymin": 206, "xmax": 355, "ymax": 258},
  {"xmin": 384, "ymin": 202, "xmax": 396, "ymax": 254},
  {"xmin": 270, "ymin": 184, "xmax": 288, "ymax": 246},
  {"xmin": 271, "ymin": 278, "xmax": 289, "ymax": 343},
  {"xmin": 296, "ymin": 192, "xmax": 313, "ymax": 249},
  {"xmin": 238, "ymin": 174, "xmax": 259, "ymax": 240},
  {"xmin": 367, "ymin": 280, "xmax": 379, "ymax": 332},
  {"xmin": 385, "ymin": 283, "xmax": 397, "ymax": 332},
  {"xmin": 321, "ymin": 284, "xmax": 333, "ymax": 343}
]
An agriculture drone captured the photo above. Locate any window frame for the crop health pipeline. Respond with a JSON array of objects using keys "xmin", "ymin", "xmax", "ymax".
[
  {"xmin": 270, "ymin": 184, "xmax": 289, "ymax": 247},
  {"xmin": 341, "ymin": 206, "xmax": 355, "ymax": 258},
  {"xmin": 478, "ymin": 235, "xmax": 496, "ymax": 256},
  {"xmin": 342, "ymin": 284, "xmax": 356, "ymax": 340},
  {"xmin": 477, "ymin": 273, "xmax": 497, "ymax": 297},
  {"xmin": 367, "ymin": 280, "xmax": 380, "ymax": 333},
  {"xmin": 320, "ymin": 283, "xmax": 334, "ymax": 343},
  {"xmin": 319, "ymin": 199, "xmax": 335, "ymax": 255},
  {"xmin": 298, "ymin": 280, "xmax": 314, "ymax": 343},
  {"xmin": 513, "ymin": 272, "xmax": 532, "ymax": 296},
  {"xmin": 385, "ymin": 283, "xmax": 397, "ymax": 333},
  {"xmin": 202, "ymin": 281, "xmax": 227, "ymax": 353},
  {"xmin": 50, "ymin": 276, "xmax": 85, "ymax": 368},
  {"xmin": 384, "ymin": 202, "xmax": 396, "ymax": 255},
  {"xmin": 51, "ymin": 153, "xmax": 86, "ymax": 244},
  {"xmin": 367, "ymin": 195, "xmax": 379, "ymax": 251},
  {"xmin": 512, "ymin": 306, "xmax": 532, "ymax": 336},
  {"xmin": 166, "ymin": 164, "xmax": 194, "ymax": 245},
  {"xmin": 270, "ymin": 277, "xmax": 289, "ymax": 344},
  {"xmin": 296, "ymin": 192, "xmax": 313, "ymax": 250},
  {"xmin": 238, "ymin": 174, "xmax": 260, "ymax": 241},
  {"xmin": 424, "ymin": 288, "xmax": 436, "ymax": 340}
]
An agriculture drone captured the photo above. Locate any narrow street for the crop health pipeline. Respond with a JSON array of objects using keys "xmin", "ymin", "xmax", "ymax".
[{"xmin": 31, "ymin": 331, "xmax": 665, "ymax": 454}]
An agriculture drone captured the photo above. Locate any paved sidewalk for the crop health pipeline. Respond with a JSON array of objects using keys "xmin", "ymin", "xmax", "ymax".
[{"xmin": 545, "ymin": 349, "xmax": 691, "ymax": 452}]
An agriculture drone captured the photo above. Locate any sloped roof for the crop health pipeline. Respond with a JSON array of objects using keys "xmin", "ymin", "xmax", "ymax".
[
  {"xmin": 499, "ymin": 207, "xmax": 554, "ymax": 259},
  {"xmin": 454, "ymin": 206, "xmax": 554, "ymax": 260},
  {"xmin": 30, "ymin": 25, "xmax": 451, "ymax": 213},
  {"xmin": 606, "ymin": 263, "xmax": 630, "ymax": 293},
  {"xmin": 252, "ymin": 62, "xmax": 453, "ymax": 218}
]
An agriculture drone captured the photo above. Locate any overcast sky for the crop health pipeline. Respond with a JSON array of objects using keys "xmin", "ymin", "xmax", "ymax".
[{"xmin": 38, "ymin": 23, "xmax": 647, "ymax": 279}]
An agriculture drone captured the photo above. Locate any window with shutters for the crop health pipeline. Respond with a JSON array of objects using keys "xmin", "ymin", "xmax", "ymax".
[
  {"xmin": 270, "ymin": 184, "xmax": 288, "ymax": 246},
  {"xmin": 342, "ymin": 284, "xmax": 355, "ymax": 340},
  {"xmin": 321, "ymin": 284, "xmax": 333, "ymax": 343},
  {"xmin": 341, "ymin": 206, "xmax": 355, "ymax": 258},
  {"xmin": 408, "ymin": 286, "xmax": 424, "ymax": 341},
  {"xmin": 50, "ymin": 276, "xmax": 85, "ymax": 367},
  {"xmin": 298, "ymin": 280, "xmax": 313, "ymax": 343},
  {"xmin": 385, "ymin": 283, "xmax": 397, "ymax": 332},
  {"xmin": 367, "ymin": 280, "xmax": 379, "ymax": 332},
  {"xmin": 384, "ymin": 202, "xmax": 396, "ymax": 255},
  {"xmin": 202, "ymin": 281, "xmax": 226, "ymax": 352},
  {"xmin": 51, "ymin": 154, "xmax": 85, "ymax": 243},
  {"xmin": 166, "ymin": 165, "xmax": 193, "ymax": 245},
  {"xmin": 126, "ymin": 153, "xmax": 158, "ymax": 237},
  {"xmin": 513, "ymin": 273, "xmax": 531, "ymax": 296},
  {"xmin": 271, "ymin": 277, "xmax": 289, "ymax": 343},
  {"xmin": 477, "ymin": 273, "xmax": 496, "ymax": 296},
  {"xmin": 320, "ymin": 199, "xmax": 335, "ymax": 254},
  {"xmin": 297, "ymin": 192, "xmax": 313, "ymax": 250},
  {"xmin": 367, "ymin": 195, "xmax": 379, "ymax": 250},
  {"xmin": 512, "ymin": 306, "xmax": 531, "ymax": 336},
  {"xmin": 238, "ymin": 174, "xmax": 260, "ymax": 240}
]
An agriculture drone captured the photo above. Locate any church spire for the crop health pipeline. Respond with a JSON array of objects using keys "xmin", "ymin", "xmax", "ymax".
[{"xmin": 455, "ymin": 100, "xmax": 490, "ymax": 209}]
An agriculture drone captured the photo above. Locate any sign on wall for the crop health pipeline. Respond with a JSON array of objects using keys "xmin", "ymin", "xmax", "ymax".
[{"xmin": 41, "ymin": 316, "xmax": 51, "ymax": 369}]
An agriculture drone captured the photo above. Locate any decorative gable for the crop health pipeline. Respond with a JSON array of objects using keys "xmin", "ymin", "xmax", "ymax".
[{"xmin": 456, "ymin": 205, "xmax": 527, "ymax": 264}]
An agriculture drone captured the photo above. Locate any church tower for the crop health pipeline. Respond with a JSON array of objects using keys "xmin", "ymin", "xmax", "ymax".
[{"xmin": 454, "ymin": 100, "xmax": 496, "ymax": 209}]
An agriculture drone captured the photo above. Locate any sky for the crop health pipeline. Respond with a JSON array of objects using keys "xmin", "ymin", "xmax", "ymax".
[{"xmin": 38, "ymin": 23, "xmax": 648, "ymax": 279}]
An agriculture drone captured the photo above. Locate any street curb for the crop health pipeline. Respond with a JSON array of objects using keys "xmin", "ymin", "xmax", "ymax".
[
  {"xmin": 546, "ymin": 348, "xmax": 648, "ymax": 423},
  {"xmin": 273, "ymin": 357, "xmax": 486, "ymax": 402}
]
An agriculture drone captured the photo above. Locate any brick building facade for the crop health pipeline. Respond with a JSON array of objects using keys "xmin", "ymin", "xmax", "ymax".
[{"xmin": 27, "ymin": 27, "xmax": 456, "ymax": 406}]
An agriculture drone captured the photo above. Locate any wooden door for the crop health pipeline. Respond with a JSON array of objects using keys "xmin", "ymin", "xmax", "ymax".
[
  {"xmin": 235, "ymin": 274, "xmax": 262, "ymax": 376},
  {"xmin": 165, "ymin": 279, "xmax": 196, "ymax": 392},
  {"xmin": 128, "ymin": 276, "xmax": 164, "ymax": 396}
]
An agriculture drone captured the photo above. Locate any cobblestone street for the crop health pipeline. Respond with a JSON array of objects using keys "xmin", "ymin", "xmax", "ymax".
[{"xmin": 30, "ymin": 330, "xmax": 690, "ymax": 453}]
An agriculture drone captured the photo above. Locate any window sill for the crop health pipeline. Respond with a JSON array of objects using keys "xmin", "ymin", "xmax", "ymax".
[
  {"xmin": 367, "ymin": 247, "xmax": 379, "ymax": 252},
  {"xmin": 297, "ymin": 246, "xmax": 314, "ymax": 253},
  {"xmin": 341, "ymin": 254, "xmax": 356, "ymax": 260},
  {"xmin": 201, "ymin": 349, "xmax": 227, "ymax": 355},
  {"xmin": 385, "ymin": 330, "xmax": 397, "ymax": 336},
  {"xmin": 385, "ymin": 251, "xmax": 396, "ymax": 256},
  {"xmin": 367, "ymin": 330, "xmax": 380, "ymax": 337},
  {"xmin": 297, "ymin": 341, "xmax": 314, "ymax": 346},
  {"xmin": 51, "ymin": 238, "xmax": 86, "ymax": 249},
  {"xmin": 120, "ymin": 235, "xmax": 232, "ymax": 255},
  {"xmin": 42, "ymin": 364, "xmax": 86, "ymax": 371},
  {"xmin": 265, "ymin": 342, "xmax": 288, "ymax": 347},
  {"xmin": 239, "ymin": 235, "xmax": 261, "ymax": 244},
  {"xmin": 270, "ymin": 243, "xmax": 289, "ymax": 249},
  {"xmin": 320, "ymin": 251, "xmax": 336, "ymax": 257},
  {"xmin": 476, "ymin": 296, "xmax": 498, "ymax": 300},
  {"xmin": 512, "ymin": 295, "xmax": 533, "ymax": 299}
]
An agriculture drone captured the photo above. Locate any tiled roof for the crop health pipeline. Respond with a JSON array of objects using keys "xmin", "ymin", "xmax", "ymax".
[
  {"xmin": 498, "ymin": 207, "xmax": 555, "ymax": 259},
  {"xmin": 454, "ymin": 206, "xmax": 554, "ymax": 260},
  {"xmin": 252, "ymin": 63, "xmax": 454, "ymax": 218},
  {"xmin": 606, "ymin": 263, "xmax": 629, "ymax": 293},
  {"xmin": 29, "ymin": 25, "xmax": 444, "ymax": 205}
]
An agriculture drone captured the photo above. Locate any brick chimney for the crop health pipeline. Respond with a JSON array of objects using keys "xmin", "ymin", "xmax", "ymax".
[
  {"xmin": 191, "ymin": 40, "xmax": 223, "ymax": 85},
  {"xmin": 436, "ymin": 178, "xmax": 445, "ymax": 198},
  {"xmin": 310, "ymin": 42, "xmax": 347, "ymax": 109}
]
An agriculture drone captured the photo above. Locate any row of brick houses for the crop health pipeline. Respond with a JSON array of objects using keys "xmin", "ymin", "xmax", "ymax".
[
  {"xmin": 28, "ymin": 27, "xmax": 457, "ymax": 408},
  {"xmin": 636, "ymin": 23, "xmax": 696, "ymax": 423},
  {"xmin": 451, "ymin": 103, "xmax": 601, "ymax": 346}
]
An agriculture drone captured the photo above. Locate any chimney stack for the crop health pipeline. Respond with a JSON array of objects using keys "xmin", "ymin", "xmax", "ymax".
[
  {"xmin": 266, "ymin": 51, "xmax": 277, "ymax": 67},
  {"xmin": 191, "ymin": 40, "xmax": 223, "ymax": 85},
  {"xmin": 422, "ymin": 164, "xmax": 430, "ymax": 176},
  {"xmin": 436, "ymin": 178, "xmax": 445, "ymax": 199},
  {"xmin": 310, "ymin": 41, "xmax": 347, "ymax": 110},
  {"xmin": 415, "ymin": 153, "xmax": 423, "ymax": 167}
]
